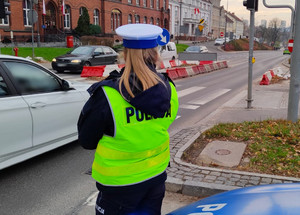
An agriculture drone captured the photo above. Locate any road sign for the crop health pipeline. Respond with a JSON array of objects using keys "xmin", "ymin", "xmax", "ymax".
[
  {"xmin": 198, "ymin": 25, "xmax": 204, "ymax": 32},
  {"xmin": 288, "ymin": 39, "xmax": 294, "ymax": 53},
  {"xmin": 199, "ymin": 19, "xmax": 204, "ymax": 25},
  {"xmin": 220, "ymin": 32, "xmax": 224, "ymax": 37},
  {"xmin": 157, "ymin": 28, "xmax": 170, "ymax": 46}
]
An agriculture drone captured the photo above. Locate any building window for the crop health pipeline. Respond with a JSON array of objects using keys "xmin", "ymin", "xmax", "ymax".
[
  {"xmin": 136, "ymin": 0, "xmax": 140, "ymax": 6},
  {"xmin": 64, "ymin": 5, "xmax": 71, "ymax": 28},
  {"xmin": 163, "ymin": 0, "xmax": 166, "ymax": 9},
  {"xmin": 156, "ymin": 0, "xmax": 159, "ymax": 10},
  {"xmin": 143, "ymin": 16, "xmax": 147, "ymax": 23},
  {"xmin": 94, "ymin": 9, "xmax": 99, "ymax": 25},
  {"xmin": 150, "ymin": 17, "xmax": 154, "ymax": 24},
  {"xmin": 111, "ymin": 9, "xmax": 121, "ymax": 31},
  {"xmin": 128, "ymin": 0, "xmax": 132, "ymax": 4},
  {"xmin": 79, "ymin": 7, "xmax": 86, "ymax": 16},
  {"xmin": 128, "ymin": 14, "xmax": 132, "ymax": 24},
  {"xmin": 143, "ymin": 0, "xmax": 147, "ymax": 7},
  {"xmin": 135, "ymin": 15, "xmax": 140, "ymax": 23},
  {"xmin": 156, "ymin": 18, "xmax": 159, "ymax": 26},
  {"xmin": 23, "ymin": 0, "xmax": 31, "ymax": 26},
  {"xmin": 0, "ymin": 1, "xmax": 9, "ymax": 26},
  {"xmin": 150, "ymin": 0, "xmax": 153, "ymax": 8}
]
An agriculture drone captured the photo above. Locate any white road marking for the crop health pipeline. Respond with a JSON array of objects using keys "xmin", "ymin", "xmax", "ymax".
[
  {"xmin": 189, "ymin": 89, "xmax": 231, "ymax": 105},
  {"xmin": 179, "ymin": 104, "xmax": 200, "ymax": 110},
  {"xmin": 175, "ymin": 115, "xmax": 181, "ymax": 119},
  {"xmin": 177, "ymin": 86, "xmax": 205, "ymax": 98}
]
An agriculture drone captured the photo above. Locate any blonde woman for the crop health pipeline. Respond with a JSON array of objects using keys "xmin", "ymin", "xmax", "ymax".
[{"xmin": 78, "ymin": 24, "xmax": 179, "ymax": 215}]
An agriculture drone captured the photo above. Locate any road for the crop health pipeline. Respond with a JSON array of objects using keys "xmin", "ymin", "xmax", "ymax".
[{"xmin": 0, "ymin": 46, "xmax": 289, "ymax": 215}]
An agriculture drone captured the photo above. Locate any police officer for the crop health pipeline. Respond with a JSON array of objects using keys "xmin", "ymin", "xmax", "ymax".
[{"xmin": 78, "ymin": 24, "xmax": 179, "ymax": 215}]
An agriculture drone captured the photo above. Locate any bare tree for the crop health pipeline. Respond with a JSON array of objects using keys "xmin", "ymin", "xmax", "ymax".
[{"xmin": 266, "ymin": 18, "xmax": 281, "ymax": 46}]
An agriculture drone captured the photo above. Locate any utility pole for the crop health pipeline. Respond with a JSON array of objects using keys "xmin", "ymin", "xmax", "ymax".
[
  {"xmin": 288, "ymin": 2, "xmax": 300, "ymax": 122},
  {"xmin": 243, "ymin": 0, "xmax": 258, "ymax": 109}
]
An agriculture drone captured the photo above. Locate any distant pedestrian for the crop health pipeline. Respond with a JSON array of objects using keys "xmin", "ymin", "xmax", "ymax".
[{"xmin": 78, "ymin": 23, "xmax": 179, "ymax": 215}]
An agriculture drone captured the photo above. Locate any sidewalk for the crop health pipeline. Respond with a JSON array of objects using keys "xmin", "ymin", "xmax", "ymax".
[{"xmin": 166, "ymin": 62, "xmax": 300, "ymax": 198}]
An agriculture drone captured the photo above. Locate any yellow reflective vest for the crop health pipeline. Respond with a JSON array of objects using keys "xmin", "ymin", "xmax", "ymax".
[{"xmin": 92, "ymin": 83, "xmax": 178, "ymax": 186}]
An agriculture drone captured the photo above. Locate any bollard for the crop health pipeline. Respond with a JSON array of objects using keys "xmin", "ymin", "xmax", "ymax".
[{"xmin": 13, "ymin": 47, "xmax": 19, "ymax": 56}]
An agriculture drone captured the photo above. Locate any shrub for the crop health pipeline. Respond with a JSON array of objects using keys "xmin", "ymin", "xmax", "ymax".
[
  {"xmin": 75, "ymin": 7, "xmax": 90, "ymax": 36},
  {"xmin": 89, "ymin": 24, "xmax": 101, "ymax": 35},
  {"xmin": 80, "ymin": 36, "xmax": 114, "ymax": 47}
]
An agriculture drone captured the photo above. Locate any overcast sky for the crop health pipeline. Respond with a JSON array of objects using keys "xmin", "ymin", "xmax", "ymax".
[{"xmin": 221, "ymin": 0, "xmax": 295, "ymax": 26}]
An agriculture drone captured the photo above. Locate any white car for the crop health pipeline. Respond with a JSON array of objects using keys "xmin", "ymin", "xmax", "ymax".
[
  {"xmin": 0, "ymin": 55, "xmax": 90, "ymax": 170},
  {"xmin": 159, "ymin": 42, "xmax": 178, "ymax": 61},
  {"xmin": 214, "ymin": 38, "xmax": 225, "ymax": 45},
  {"xmin": 185, "ymin": 45, "xmax": 208, "ymax": 53}
]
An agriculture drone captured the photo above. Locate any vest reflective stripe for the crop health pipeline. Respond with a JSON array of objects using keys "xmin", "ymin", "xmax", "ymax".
[
  {"xmin": 93, "ymin": 144, "xmax": 170, "ymax": 176},
  {"xmin": 96, "ymin": 139, "xmax": 169, "ymax": 160},
  {"xmin": 92, "ymin": 82, "xmax": 178, "ymax": 186}
]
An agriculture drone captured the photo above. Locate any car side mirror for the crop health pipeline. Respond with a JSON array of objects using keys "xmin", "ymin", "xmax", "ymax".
[{"xmin": 62, "ymin": 80, "xmax": 72, "ymax": 91}]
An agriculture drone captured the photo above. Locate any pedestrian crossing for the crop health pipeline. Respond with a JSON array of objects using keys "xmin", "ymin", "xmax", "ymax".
[
  {"xmin": 177, "ymin": 87, "xmax": 231, "ymax": 110},
  {"xmin": 59, "ymin": 75, "xmax": 231, "ymax": 118}
]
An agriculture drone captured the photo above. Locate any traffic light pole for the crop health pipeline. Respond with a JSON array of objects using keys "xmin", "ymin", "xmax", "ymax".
[
  {"xmin": 288, "ymin": 3, "xmax": 300, "ymax": 122},
  {"xmin": 246, "ymin": 9, "xmax": 255, "ymax": 109}
]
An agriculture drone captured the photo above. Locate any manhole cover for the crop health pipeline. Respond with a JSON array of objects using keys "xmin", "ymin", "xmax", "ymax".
[{"xmin": 215, "ymin": 149, "xmax": 231, "ymax": 155}]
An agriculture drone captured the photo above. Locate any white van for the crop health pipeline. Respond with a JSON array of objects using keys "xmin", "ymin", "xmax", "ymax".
[{"xmin": 158, "ymin": 42, "xmax": 177, "ymax": 61}]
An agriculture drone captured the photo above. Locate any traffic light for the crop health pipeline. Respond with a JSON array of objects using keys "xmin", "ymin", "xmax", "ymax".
[
  {"xmin": 0, "ymin": 1, "xmax": 11, "ymax": 19},
  {"xmin": 243, "ymin": 0, "xmax": 258, "ymax": 12}
]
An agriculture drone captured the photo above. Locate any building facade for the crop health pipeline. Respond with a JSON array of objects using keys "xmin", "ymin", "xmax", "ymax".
[
  {"xmin": 169, "ymin": 0, "xmax": 212, "ymax": 39},
  {"xmin": 210, "ymin": 0, "xmax": 225, "ymax": 39},
  {"xmin": 0, "ymin": 0, "xmax": 170, "ymax": 42}
]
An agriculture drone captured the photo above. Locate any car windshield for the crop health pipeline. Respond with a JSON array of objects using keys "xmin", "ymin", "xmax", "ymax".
[
  {"xmin": 186, "ymin": 46, "xmax": 199, "ymax": 52},
  {"xmin": 71, "ymin": 47, "xmax": 94, "ymax": 55}
]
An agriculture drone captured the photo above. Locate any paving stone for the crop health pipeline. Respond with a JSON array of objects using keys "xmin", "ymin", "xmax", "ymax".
[
  {"xmin": 210, "ymin": 171, "xmax": 222, "ymax": 177},
  {"xmin": 225, "ymin": 181, "xmax": 236, "ymax": 186},
  {"xmin": 261, "ymin": 178, "xmax": 272, "ymax": 183},
  {"xmin": 216, "ymin": 177, "xmax": 227, "ymax": 181},
  {"xmin": 205, "ymin": 175, "xmax": 217, "ymax": 181},
  {"xmin": 272, "ymin": 179, "xmax": 283, "ymax": 184},
  {"xmin": 250, "ymin": 176, "xmax": 261, "ymax": 181},
  {"xmin": 232, "ymin": 174, "xmax": 242, "ymax": 179},
  {"xmin": 201, "ymin": 170, "xmax": 210, "ymax": 175},
  {"xmin": 221, "ymin": 173, "xmax": 232, "ymax": 178},
  {"xmin": 184, "ymin": 176, "xmax": 193, "ymax": 180},
  {"xmin": 229, "ymin": 177, "xmax": 240, "ymax": 182},
  {"xmin": 215, "ymin": 180, "xmax": 225, "ymax": 184},
  {"xmin": 241, "ymin": 175, "xmax": 250, "ymax": 180},
  {"xmin": 249, "ymin": 180, "xmax": 260, "ymax": 185},
  {"xmin": 203, "ymin": 179, "xmax": 214, "ymax": 183}
]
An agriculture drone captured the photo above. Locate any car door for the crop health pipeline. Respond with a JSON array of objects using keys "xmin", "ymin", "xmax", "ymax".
[
  {"xmin": 91, "ymin": 47, "xmax": 105, "ymax": 65},
  {"xmin": 103, "ymin": 47, "xmax": 116, "ymax": 64},
  {"xmin": 3, "ymin": 61, "xmax": 85, "ymax": 147},
  {"xmin": 0, "ymin": 68, "xmax": 32, "ymax": 161}
]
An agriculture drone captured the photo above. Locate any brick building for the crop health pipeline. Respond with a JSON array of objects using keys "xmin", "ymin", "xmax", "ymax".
[{"xmin": 0, "ymin": 0, "xmax": 170, "ymax": 42}]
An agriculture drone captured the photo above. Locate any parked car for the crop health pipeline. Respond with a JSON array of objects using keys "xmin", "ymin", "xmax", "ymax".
[
  {"xmin": 214, "ymin": 38, "xmax": 225, "ymax": 45},
  {"xmin": 167, "ymin": 183, "xmax": 300, "ymax": 215},
  {"xmin": 0, "ymin": 55, "xmax": 90, "ymax": 170},
  {"xmin": 283, "ymin": 49, "xmax": 291, "ymax": 55},
  {"xmin": 185, "ymin": 45, "xmax": 209, "ymax": 53},
  {"xmin": 158, "ymin": 42, "xmax": 178, "ymax": 60},
  {"xmin": 52, "ymin": 45, "xmax": 119, "ymax": 73}
]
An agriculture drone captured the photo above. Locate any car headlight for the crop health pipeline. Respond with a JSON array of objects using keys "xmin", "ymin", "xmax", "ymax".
[
  {"xmin": 71, "ymin": 59, "xmax": 81, "ymax": 63},
  {"xmin": 52, "ymin": 58, "xmax": 56, "ymax": 62}
]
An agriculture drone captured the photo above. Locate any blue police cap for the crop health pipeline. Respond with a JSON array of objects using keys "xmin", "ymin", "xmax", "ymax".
[{"xmin": 116, "ymin": 24, "xmax": 163, "ymax": 49}]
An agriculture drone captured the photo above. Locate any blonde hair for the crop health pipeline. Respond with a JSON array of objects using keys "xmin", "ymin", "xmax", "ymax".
[{"xmin": 119, "ymin": 47, "xmax": 163, "ymax": 98}]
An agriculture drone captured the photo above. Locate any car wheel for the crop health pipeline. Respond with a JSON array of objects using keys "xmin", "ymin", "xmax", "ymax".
[
  {"xmin": 56, "ymin": 69, "xmax": 64, "ymax": 73},
  {"xmin": 84, "ymin": 62, "xmax": 91, "ymax": 67}
]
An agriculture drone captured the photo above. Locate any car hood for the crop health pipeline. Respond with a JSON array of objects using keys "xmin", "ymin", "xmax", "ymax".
[
  {"xmin": 56, "ymin": 54, "xmax": 88, "ymax": 60},
  {"xmin": 167, "ymin": 183, "xmax": 300, "ymax": 215}
]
